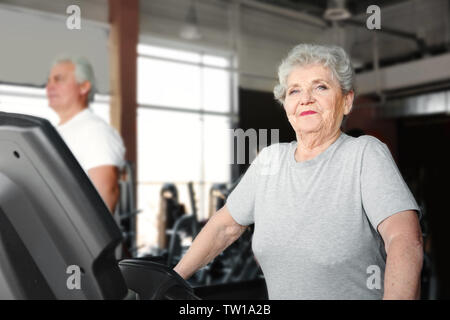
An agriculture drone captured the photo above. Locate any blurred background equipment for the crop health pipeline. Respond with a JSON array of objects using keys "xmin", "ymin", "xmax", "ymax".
[
  {"xmin": 157, "ymin": 183, "xmax": 186, "ymax": 251},
  {"xmin": 142, "ymin": 181, "xmax": 264, "ymax": 289},
  {"xmin": 114, "ymin": 161, "xmax": 140, "ymax": 259}
]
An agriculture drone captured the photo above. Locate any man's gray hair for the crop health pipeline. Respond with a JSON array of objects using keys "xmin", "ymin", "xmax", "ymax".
[
  {"xmin": 273, "ymin": 43, "xmax": 354, "ymax": 104},
  {"xmin": 51, "ymin": 55, "xmax": 97, "ymax": 103}
]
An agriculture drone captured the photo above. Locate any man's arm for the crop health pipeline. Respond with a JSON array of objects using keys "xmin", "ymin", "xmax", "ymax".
[
  {"xmin": 378, "ymin": 210, "xmax": 423, "ymax": 300},
  {"xmin": 88, "ymin": 165, "xmax": 120, "ymax": 214}
]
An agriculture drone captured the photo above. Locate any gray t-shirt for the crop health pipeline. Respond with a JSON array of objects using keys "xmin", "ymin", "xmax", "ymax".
[{"xmin": 226, "ymin": 133, "xmax": 420, "ymax": 300}]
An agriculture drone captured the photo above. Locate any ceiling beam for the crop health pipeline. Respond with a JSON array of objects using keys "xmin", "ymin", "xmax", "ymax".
[
  {"xmin": 356, "ymin": 52, "xmax": 450, "ymax": 95},
  {"xmin": 239, "ymin": 0, "xmax": 327, "ymax": 28}
]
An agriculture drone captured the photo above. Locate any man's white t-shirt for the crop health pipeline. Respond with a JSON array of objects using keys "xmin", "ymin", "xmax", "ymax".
[{"xmin": 57, "ymin": 108, "xmax": 126, "ymax": 172}]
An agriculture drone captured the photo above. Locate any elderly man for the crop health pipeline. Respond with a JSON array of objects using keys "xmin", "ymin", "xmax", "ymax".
[{"xmin": 46, "ymin": 56, "xmax": 125, "ymax": 213}]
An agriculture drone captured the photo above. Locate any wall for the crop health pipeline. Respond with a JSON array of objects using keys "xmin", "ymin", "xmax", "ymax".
[
  {"xmin": 0, "ymin": 2, "xmax": 110, "ymax": 94},
  {"xmin": 345, "ymin": 97, "xmax": 399, "ymax": 161},
  {"xmin": 2, "ymin": 0, "xmax": 449, "ymax": 95},
  {"xmin": 236, "ymin": 87, "xmax": 295, "ymax": 176}
]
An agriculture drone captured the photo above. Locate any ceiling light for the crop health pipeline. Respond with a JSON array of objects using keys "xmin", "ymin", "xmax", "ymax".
[
  {"xmin": 323, "ymin": 0, "xmax": 352, "ymax": 21},
  {"xmin": 180, "ymin": 0, "xmax": 202, "ymax": 40}
]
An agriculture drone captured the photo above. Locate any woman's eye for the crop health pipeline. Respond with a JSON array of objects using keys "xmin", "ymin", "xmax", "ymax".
[
  {"xmin": 316, "ymin": 85, "xmax": 327, "ymax": 91},
  {"xmin": 289, "ymin": 89, "xmax": 299, "ymax": 95}
]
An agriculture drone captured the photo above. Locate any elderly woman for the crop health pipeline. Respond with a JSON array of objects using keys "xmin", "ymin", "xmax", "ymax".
[{"xmin": 174, "ymin": 44, "xmax": 423, "ymax": 300}]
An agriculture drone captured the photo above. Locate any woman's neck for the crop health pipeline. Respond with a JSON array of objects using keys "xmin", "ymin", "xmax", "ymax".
[{"xmin": 295, "ymin": 130, "xmax": 341, "ymax": 162}]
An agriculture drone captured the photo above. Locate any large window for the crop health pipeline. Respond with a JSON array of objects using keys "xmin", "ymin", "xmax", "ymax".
[{"xmin": 137, "ymin": 44, "xmax": 234, "ymax": 252}]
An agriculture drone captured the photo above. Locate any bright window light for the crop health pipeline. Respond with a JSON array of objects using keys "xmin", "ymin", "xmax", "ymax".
[
  {"xmin": 138, "ymin": 57, "xmax": 201, "ymax": 110},
  {"xmin": 136, "ymin": 44, "xmax": 233, "ymax": 252},
  {"xmin": 137, "ymin": 108, "xmax": 203, "ymax": 182},
  {"xmin": 202, "ymin": 68, "xmax": 230, "ymax": 113},
  {"xmin": 202, "ymin": 55, "xmax": 230, "ymax": 68},
  {"xmin": 138, "ymin": 44, "xmax": 201, "ymax": 63}
]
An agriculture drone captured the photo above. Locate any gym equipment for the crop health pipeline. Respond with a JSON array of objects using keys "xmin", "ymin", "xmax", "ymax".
[
  {"xmin": 0, "ymin": 112, "xmax": 197, "ymax": 300},
  {"xmin": 115, "ymin": 160, "xmax": 140, "ymax": 258},
  {"xmin": 158, "ymin": 180, "xmax": 263, "ymax": 287},
  {"xmin": 166, "ymin": 182, "xmax": 201, "ymax": 267},
  {"xmin": 200, "ymin": 182, "xmax": 262, "ymax": 285},
  {"xmin": 208, "ymin": 183, "xmax": 228, "ymax": 219},
  {"xmin": 119, "ymin": 259, "xmax": 199, "ymax": 300},
  {"xmin": 208, "ymin": 178, "xmax": 242, "ymax": 219},
  {"xmin": 157, "ymin": 183, "xmax": 186, "ymax": 250}
]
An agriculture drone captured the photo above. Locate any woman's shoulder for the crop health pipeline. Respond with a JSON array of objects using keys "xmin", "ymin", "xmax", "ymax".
[
  {"xmin": 343, "ymin": 133, "xmax": 385, "ymax": 148},
  {"xmin": 341, "ymin": 134, "xmax": 391, "ymax": 160}
]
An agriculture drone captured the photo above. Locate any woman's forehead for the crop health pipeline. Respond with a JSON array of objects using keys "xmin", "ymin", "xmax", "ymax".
[{"xmin": 287, "ymin": 64, "xmax": 336, "ymax": 85}]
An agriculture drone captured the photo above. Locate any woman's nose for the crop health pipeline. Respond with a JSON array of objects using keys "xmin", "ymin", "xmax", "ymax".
[{"xmin": 299, "ymin": 89, "xmax": 314, "ymax": 105}]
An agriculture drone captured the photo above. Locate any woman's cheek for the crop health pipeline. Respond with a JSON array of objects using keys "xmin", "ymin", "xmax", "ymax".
[
  {"xmin": 284, "ymin": 103, "xmax": 295, "ymax": 117},
  {"xmin": 287, "ymin": 113, "xmax": 297, "ymax": 126}
]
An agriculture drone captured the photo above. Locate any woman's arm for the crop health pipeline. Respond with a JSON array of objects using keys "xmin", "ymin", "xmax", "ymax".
[
  {"xmin": 378, "ymin": 210, "xmax": 423, "ymax": 299},
  {"xmin": 173, "ymin": 205, "xmax": 247, "ymax": 280}
]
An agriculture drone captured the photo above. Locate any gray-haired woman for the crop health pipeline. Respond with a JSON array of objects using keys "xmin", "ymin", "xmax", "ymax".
[{"xmin": 174, "ymin": 43, "xmax": 423, "ymax": 300}]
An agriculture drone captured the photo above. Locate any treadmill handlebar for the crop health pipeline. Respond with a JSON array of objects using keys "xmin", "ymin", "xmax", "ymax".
[{"xmin": 119, "ymin": 259, "xmax": 200, "ymax": 300}]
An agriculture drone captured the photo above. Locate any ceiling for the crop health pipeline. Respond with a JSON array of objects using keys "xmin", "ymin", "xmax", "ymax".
[
  {"xmin": 249, "ymin": 0, "xmax": 450, "ymax": 71},
  {"xmin": 1, "ymin": 0, "xmax": 448, "ymax": 74},
  {"xmin": 254, "ymin": 0, "xmax": 412, "ymax": 17}
]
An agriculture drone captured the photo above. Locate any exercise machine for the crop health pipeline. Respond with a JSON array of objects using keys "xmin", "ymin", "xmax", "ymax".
[
  {"xmin": 161, "ymin": 181, "xmax": 263, "ymax": 287},
  {"xmin": 115, "ymin": 160, "xmax": 140, "ymax": 259},
  {"xmin": 0, "ymin": 111, "xmax": 198, "ymax": 299}
]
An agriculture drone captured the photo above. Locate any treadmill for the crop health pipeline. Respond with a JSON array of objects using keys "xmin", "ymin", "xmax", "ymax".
[{"xmin": 0, "ymin": 111, "xmax": 198, "ymax": 300}]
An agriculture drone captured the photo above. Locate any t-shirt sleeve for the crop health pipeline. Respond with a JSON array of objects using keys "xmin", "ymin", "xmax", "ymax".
[
  {"xmin": 361, "ymin": 136, "xmax": 420, "ymax": 232},
  {"xmin": 83, "ymin": 124, "xmax": 126, "ymax": 171},
  {"xmin": 226, "ymin": 148, "xmax": 268, "ymax": 226}
]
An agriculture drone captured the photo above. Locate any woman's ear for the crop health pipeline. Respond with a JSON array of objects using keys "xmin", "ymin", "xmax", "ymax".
[{"xmin": 343, "ymin": 90, "xmax": 354, "ymax": 115}]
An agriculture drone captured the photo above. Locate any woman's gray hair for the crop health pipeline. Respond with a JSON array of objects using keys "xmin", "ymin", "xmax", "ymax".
[
  {"xmin": 273, "ymin": 43, "xmax": 354, "ymax": 104},
  {"xmin": 51, "ymin": 55, "xmax": 97, "ymax": 103}
]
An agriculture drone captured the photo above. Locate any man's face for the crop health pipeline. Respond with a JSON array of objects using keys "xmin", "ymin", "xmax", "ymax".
[{"xmin": 46, "ymin": 62, "xmax": 87, "ymax": 112}]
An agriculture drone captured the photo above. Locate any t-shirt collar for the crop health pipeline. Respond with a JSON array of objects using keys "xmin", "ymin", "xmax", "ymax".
[
  {"xmin": 289, "ymin": 132, "xmax": 348, "ymax": 168},
  {"xmin": 57, "ymin": 108, "xmax": 92, "ymax": 130}
]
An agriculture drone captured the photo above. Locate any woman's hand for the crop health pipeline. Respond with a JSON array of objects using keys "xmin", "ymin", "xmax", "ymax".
[{"xmin": 173, "ymin": 205, "xmax": 247, "ymax": 280}]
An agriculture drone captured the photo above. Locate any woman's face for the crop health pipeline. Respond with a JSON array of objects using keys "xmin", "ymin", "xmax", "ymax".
[{"xmin": 284, "ymin": 64, "xmax": 354, "ymax": 138}]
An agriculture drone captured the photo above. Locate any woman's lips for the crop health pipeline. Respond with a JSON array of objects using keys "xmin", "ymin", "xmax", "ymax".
[{"xmin": 299, "ymin": 110, "xmax": 317, "ymax": 116}]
